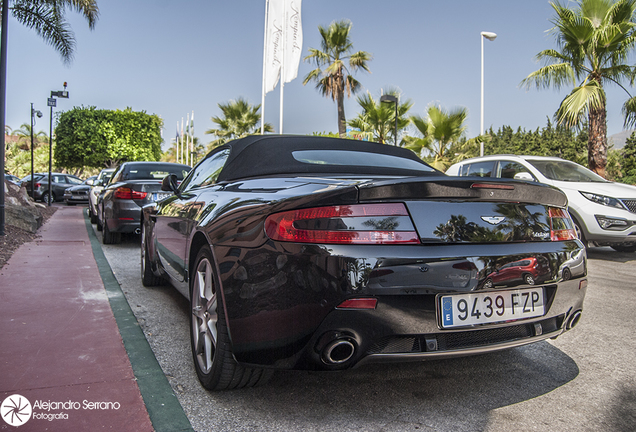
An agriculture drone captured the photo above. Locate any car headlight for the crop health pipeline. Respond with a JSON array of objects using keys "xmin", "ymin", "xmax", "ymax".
[{"xmin": 580, "ymin": 191, "xmax": 626, "ymax": 210}]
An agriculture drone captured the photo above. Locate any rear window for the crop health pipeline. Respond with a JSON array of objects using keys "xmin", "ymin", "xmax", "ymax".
[
  {"xmin": 292, "ymin": 150, "xmax": 435, "ymax": 173},
  {"xmin": 460, "ymin": 161, "xmax": 494, "ymax": 177},
  {"xmin": 121, "ymin": 164, "xmax": 190, "ymax": 181}
]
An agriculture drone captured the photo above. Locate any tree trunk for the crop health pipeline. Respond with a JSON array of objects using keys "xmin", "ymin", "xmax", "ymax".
[
  {"xmin": 337, "ymin": 90, "xmax": 346, "ymax": 138},
  {"xmin": 588, "ymin": 104, "xmax": 607, "ymax": 178}
]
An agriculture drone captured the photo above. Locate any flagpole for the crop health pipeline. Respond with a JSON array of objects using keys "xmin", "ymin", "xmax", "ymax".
[
  {"xmin": 190, "ymin": 111, "xmax": 194, "ymax": 166},
  {"xmin": 180, "ymin": 117, "xmax": 184, "ymax": 164},
  {"xmin": 279, "ymin": 1, "xmax": 285, "ymax": 135},
  {"xmin": 261, "ymin": 0, "xmax": 269, "ymax": 135},
  {"xmin": 176, "ymin": 122, "xmax": 179, "ymax": 164},
  {"xmin": 186, "ymin": 112, "xmax": 190, "ymax": 165}
]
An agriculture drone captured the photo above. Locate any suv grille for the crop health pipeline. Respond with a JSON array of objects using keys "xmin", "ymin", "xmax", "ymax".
[{"xmin": 621, "ymin": 199, "xmax": 636, "ymax": 213}]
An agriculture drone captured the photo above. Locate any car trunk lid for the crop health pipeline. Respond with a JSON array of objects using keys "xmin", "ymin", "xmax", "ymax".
[{"xmin": 357, "ymin": 177, "xmax": 570, "ymax": 244}]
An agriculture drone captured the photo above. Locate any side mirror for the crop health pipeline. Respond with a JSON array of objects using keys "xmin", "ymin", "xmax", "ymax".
[
  {"xmin": 513, "ymin": 172, "xmax": 535, "ymax": 181},
  {"xmin": 161, "ymin": 174, "xmax": 183, "ymax": 199},
  {"xmin": 86, "ymin": 179, "xmax": 95, "ymax": 186},
  {"xmin": 161, "ymin": 174, "xmax": 178, "ymax": 192}
]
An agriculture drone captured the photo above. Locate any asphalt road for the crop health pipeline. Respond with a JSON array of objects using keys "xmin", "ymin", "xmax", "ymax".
[{"xmin": 98, "ymin": 228, "xmax": 636, "ymax": 432}]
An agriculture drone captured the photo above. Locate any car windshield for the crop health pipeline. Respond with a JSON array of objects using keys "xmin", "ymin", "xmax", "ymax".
[{"xmin": 527, "ymin": 159, "xmax": 608, "ymax": 183}]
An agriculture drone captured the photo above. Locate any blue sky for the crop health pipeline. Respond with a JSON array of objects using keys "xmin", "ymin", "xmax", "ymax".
[{"xmin": 4, "ymin": 0, "xmax": 634, "ymax": 152}]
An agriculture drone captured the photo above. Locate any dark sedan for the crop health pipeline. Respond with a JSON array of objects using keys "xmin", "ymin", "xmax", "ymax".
[
  {"xmin": 63, "ymin": 176, "xmax": 97, "ymax": 205},
  {"xmin": 141, "ymin": 135, "xmax": 588, "ymax": 391},
  {"xmin": 21, "ymin": 172, "xmax": 83, "ymax": 204},
  {"xmin": 98, "ymin": 161, "xmax": 191, "ymax": 244}
]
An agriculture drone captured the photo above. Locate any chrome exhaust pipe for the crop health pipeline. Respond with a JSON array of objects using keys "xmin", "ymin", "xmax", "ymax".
[
  {"xmin": 134, "ymin": 227, "xmax": 141, "ymax": 235},
  {"xmin": 566, "ymin": 310, "xmax": 582, "ymax": 330},
  {"xmin": 322, "ymin": 339, "xmax": 356, "ymax": 365}
]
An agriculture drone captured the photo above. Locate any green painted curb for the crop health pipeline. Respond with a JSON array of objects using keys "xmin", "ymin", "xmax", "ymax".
[{"xmin": 83, "ymin": 210, "xmax": 193, "ymax": 432}]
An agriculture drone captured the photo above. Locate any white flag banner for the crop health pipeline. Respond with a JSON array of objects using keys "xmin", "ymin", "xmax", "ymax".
[
  {"xmin": 264, "ymin": 0, "xmax": 284, "ymax": 93},
  {"xmin": 283, "ymin": 0, "xmax": 302, "ymax": 84}
]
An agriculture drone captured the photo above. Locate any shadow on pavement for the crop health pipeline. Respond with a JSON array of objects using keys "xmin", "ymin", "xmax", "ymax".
[
  {"xmin": 586, "ymin": 247, "xmax": 636, "ymax": 263},
  {"xmin": 206, "ymin": 341, "xmax": 579, "ymax": 431}
]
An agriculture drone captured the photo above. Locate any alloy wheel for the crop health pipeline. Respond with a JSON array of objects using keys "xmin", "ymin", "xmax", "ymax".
[{"xmin": 191, "ymin": 257, "xmax": 218, "ymax": 374}]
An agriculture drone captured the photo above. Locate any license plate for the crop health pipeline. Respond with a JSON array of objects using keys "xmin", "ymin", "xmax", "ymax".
[
  {"xmin": 439, "ymin": 287, "xmax": 545, "ymax": 328},
  {"xmin": 152, "ymin": 192, "xmax": 172, "ymax": 202}
]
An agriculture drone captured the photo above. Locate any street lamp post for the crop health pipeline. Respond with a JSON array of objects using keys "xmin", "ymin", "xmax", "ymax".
[
  {"xmin": 47, "ymin": 84, "xmax": 69, "ymax": 206},
  {"xmin": 480, "ymin": 31, "xmax": 497, "ymax": 157},
  {"xmin": 0, "ymin": 0, "xmax": 9, "ymax": 236},
  {"xmin": 380, "ymin": 94, "xmax": 398, "ymax": 146},
  {"xmin": 30, "ymin": 104, "xmax": 43, "ymax": 201}
]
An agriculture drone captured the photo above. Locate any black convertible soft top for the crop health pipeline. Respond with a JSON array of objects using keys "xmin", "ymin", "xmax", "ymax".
[{"xmin": 215, "ymin": 135, "xmax": 440, "ymax": 182}]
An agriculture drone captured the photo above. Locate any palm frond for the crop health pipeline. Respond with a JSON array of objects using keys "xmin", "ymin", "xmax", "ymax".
[
  {"xmin": 10, "ymin": 0, "xmax": 99, "ymax": 63},
  {"xmin": 11, "ymin": 0, "xmax": 75, "ymax": 63},
  {"xmin": 622, "ymin": 95, "xmax": 636, "ymax": 128},
  {"xmin": 521, "ymin": 63, "xmax": 576, "ymax": 90},
  {"xmin": 556, "ymin": 80, "xmax": 606, "ymax": 127}
]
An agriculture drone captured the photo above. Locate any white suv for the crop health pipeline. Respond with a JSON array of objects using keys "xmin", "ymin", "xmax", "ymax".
[{"xmin": 446, "ymin": 155, "xmax": 636, "ymax": 252}]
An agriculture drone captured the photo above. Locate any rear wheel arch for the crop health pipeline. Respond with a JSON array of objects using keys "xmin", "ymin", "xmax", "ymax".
[
  {"xmin": 189, "ymin": 231, "xmax": 212, "ymax": 287},
  {"xmin": 567, "ymin": 210, "xmax": 587, "ymax": 243},
  {"xmin": 189, "ymin": 244, "xmax": 271, "ymax": 390}
]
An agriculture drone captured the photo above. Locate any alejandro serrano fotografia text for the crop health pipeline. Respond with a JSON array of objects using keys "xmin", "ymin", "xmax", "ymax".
[{"xmin": 33, "ymin": 400, "xmax": 121, "ymax": 410}]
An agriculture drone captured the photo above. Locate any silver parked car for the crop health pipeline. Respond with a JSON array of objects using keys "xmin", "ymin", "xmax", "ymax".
[{"xmin": 88, "ymin": 168, "xmax": 115, "ymax": 224}]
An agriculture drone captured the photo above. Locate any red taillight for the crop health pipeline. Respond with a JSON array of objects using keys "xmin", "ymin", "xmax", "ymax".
[
  {"xmin": 336, "ymin": 298, "xmax": 378, "ymax": 310},
  {"xmin": 35, "ymin": 182, "xmax": 41, "ymax": 188},
  {"xmin": 114, "ymin": 187, "xmax": 147, "ymax": 200},
  {"xmin": 549, "ymin": 207, "xmax": 577, "ymax": 241},
  {"xmin": 264, "ymin": 203, "xmax": 420, "ymax": 244}
]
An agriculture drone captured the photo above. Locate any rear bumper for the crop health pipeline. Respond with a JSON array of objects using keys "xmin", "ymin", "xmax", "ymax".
[
  {"xmin": 64, "ymin": 195, "xmax": 89, "ymax": 204},
  {"xmin": 105, "ymin": 200, "xmax": 142, "ymax": 233},
  {"xmin": 217, "ymin": 240, "xmax": 588, "ymax": 370}
]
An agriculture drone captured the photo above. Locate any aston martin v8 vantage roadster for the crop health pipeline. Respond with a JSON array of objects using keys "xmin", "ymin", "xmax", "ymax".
[{"xmin": 141, "ymin": 135, "xmax": 587, "ymax": 390}]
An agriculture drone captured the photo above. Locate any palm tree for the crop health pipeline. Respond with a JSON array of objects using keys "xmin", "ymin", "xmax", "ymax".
[
  {"xmin": 205, "ymin": 98, "xmax": 273, "ymax": 148},
  {"xmin": 11, "ymin": 123, "xmax": 47, "ymax": 150},
  {"xmin": 347, "ymin": 90, "xmax": 412, "ymax": 144},
  {"xmin": 521, "ymin": 0, "xmax": 636, "ymax": 178},
  {"xmin": 7, "ymin": 0, "xmax": 99, "ymax": 63},
  {"xmin": 404, "ymin": 105, "xmax": 468, "ymax": 171},
  {"xmin": 303, "ymin": 20, "xmax": 372, "ymax": 138}
]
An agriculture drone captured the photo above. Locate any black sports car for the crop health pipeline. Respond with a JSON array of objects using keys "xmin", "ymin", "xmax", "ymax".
[{"xmin": 141, "ymin": 135, "xmax": 587, "ymax": 390}]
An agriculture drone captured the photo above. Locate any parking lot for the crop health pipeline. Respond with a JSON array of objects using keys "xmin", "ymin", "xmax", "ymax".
[{"xmin": 98, "ymin": 228, "xmax": 636, "ymax": 432}]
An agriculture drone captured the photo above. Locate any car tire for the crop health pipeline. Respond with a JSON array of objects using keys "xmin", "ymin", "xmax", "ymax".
[
  {"xmin": 573, "ymin": 219, "xmax": 587, "ymax": 247},
  {"xmin": 42, "ymin": 192, "xmax": 54, "ymax": 205},
  {"xmin": 190, "ymin": 245, "xmax": 272, "ymax": 390},
  {"xmin": 89, "ymin": 208, "xmax": 98, "ymax": 224},
  {"xmin": 102, "ymin": 214, "xmax": 121, "ymax": 244},
  {"xmin": 141, "ymin": 224, "xmax": 163, "ymax": 286},
  {"xmin": 562, "ymin": 267, "xmax": 572, "ymax": 281},
  {"xmin": 610, "ymin": 244, "xmax": 636, "ymax": 253},
  {"xmin": 524, "ymin": 274, "xmax": 535, "ymax": 285}
]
